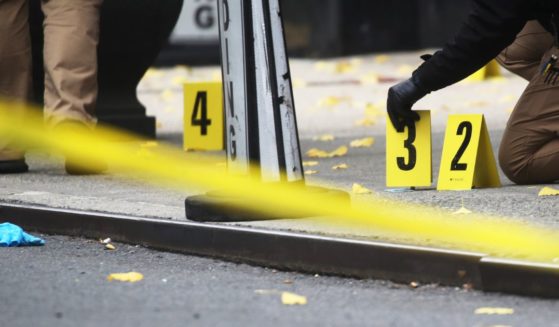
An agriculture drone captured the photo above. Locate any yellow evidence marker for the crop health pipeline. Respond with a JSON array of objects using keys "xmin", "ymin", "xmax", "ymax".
[
  {"xmin": 386, "ymin": 110, "xmax": 432, "ymax": 188},
  {"xmin": 183, "ymin": 82, "xmax": 224, "ymax": 151},
  {"xmin": 437, "ymin": 114, "xmax": 501, "ymax": 191},
  {"xmin": 465, "ymin": 59, "xmax": 502, "ymax": 82}
]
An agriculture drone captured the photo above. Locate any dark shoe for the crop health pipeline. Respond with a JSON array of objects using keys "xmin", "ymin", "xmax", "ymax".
[
  {"xmin": 0, "ymin": 159, "xmax": 29, "ymax": 174},
  {"xmin": 65, "ymin": 156, "xmax": 107, "ymax": 175},
  {"xmin": 53, "ymin": 121, "xmax": 108, "ymax": 176}
]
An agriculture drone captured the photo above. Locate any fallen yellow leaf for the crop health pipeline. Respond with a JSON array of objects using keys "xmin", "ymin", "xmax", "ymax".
[
  {"xmin": 160, "ymin": 89, "xmax": 174, "ymax": 102},
  {"xmin": 474, "ymin": 307, "xmax": 514, "ymax": 315},
  {"xmin": 539, "ymin": 187, "xmax": 559, "ymax": 196},
  {"xmin": 140, "ymin": 141, "xmax": 159, "ymax": 149},
  {"xmin": 105, "ymin": 243, "xmax": 116, "ymax": 250},
  {"xmin": 292, "ymin": 79, "xmax": 307, "ymax": 88},
  {"xmin": 335, "ymin": 61, "xmax": 356, "ymax": 74},
  {"xmin": 350, "ymin": 137, "xmax": 375, "ymax": 148},
  {"xmin": 107, "ymin": 272, "xmax": 144, "ymax": 283},
  {"xmin": 397, "ymin": 65, "xmax": 415, "ymax": 75},
  {"xmin": 452, "ymin": 207, "xmax": 472, "ymax": 215},
  {"xmin": 314, "ymin": 134, "xmax": 335, "ymax": 142},
  {"xmin": 307, "ymin": 146, "xmax": 348, "ymax": 158},
  {"xmin": 499, "ymin": 95, "xmax": 517, "ymax": 103},
  {"xmin": 314, "ymin": 61, "xmax": 332, "ymax": 72},
  {"xmin": 332, "ymin": 164, "xmax": 349, "ymax": 170},
  {"xmin": 329, "ymin": 146, "xmax": 348, "ymax": 158},
  {"xmin": 306, "ymin": 148, "xmax": 329, "ymax": 158},
  {"xmin": 212, "ymin": 71, "xmax": 223, "ymax": 81},
  {"xmin": 318, "ymin": 96, "xmax": 346, "ymax": 108},
  {"xmin": 174, "ymin": 64, "xmax": 191, "ymax": 72},
  {"xmin": 365, "ymin": 102, "xmax": 384, "ymax": 117},
  {"xmin": 374, "ymin": 55, "xmax": 391, "ymax": 64},
  {"xmin": 171, "ymin": 76, "xmax": 189, "ymax": 86},
  {"xmin": 352, "ymin": 183, "xmax": 372, "ymax": 194},
  {"xmin": 359, "ymin": 73, "xmax": 379, "ymax": 85},
  {"xmin": 281, "ymin": 292, "xmax": 307, "ymax": 306},
  {"xmin": 303, "ymin": 161, "xmax": 319, "ymax": 167},
  {"xmin": 255, "ymin": 289, "xmax": 307, "ymax": 305},
  {"xmin": 143, "ymin": 68, "xmax": 163, "ymax": 79}
]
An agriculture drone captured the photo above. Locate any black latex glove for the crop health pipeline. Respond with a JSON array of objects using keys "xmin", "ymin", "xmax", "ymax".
[{"xmin": 387, "ymin": 79, "xmax": 427, "ymax": 132}]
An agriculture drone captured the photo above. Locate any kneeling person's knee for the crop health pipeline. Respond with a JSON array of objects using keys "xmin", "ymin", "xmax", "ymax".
[{"xmin": 498, "ymin": 144, "xmax": 535, "ymax": 185}]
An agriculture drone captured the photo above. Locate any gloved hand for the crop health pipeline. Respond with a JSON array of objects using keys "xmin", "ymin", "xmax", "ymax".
[
  {"xmin": 0, "ymin": 223, "xmax": 45, "ymax": 247},
  {"xmin": 387, "ymin": 79, "xmax": 427, "ymax": 132}
]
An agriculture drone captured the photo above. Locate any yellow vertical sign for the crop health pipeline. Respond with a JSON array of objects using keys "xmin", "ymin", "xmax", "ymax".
[
  {"xmin": 184, "ymin": 82, "xmax": 224, "ymax": 151},
  {"xmin": 386, "ymin": 110, "xmax": 432, "ymax": 188},
  {"xmin": 437, "ymin": 114, "xmax": 500, "ymax": 190}
]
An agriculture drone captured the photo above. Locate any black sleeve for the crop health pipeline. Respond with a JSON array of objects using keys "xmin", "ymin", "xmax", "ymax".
[{"xmin": 412, "ymin": 0, "xmax": 530, "ymax": 92}]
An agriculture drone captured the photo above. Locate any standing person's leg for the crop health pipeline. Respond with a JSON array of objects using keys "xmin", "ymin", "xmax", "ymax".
[
  {"xmin": 41, "ymin": 0, "xmax": 103, "ymax": 128},
  {"xmin": 496, "ymin": 20, "xmax": 554, "ymax": 81},
  {"xmin": 41, "ymin": 0, "xmax": 106, "ymax": 174},
  {"xmin": 0, "ymin": 0, "xmax": 31, "ymax": 172},
  {"xmin": 499, "ymin": 45, "xmax": 559, "ymax": 184}
]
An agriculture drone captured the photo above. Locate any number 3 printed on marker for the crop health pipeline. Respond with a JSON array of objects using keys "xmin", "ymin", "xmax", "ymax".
[
  {"xmin": 397, "ymin": 121, "xmax": 417, "ymax": 171},
  {"xmin": 386, "ymin": 110, "xmax": 431, "ymax": 188}
]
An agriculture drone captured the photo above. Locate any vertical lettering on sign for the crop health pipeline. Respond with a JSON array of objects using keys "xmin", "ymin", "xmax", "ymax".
[{"xmin": 218, "ymin": 0, "xmax": 249, "ymax": 172}]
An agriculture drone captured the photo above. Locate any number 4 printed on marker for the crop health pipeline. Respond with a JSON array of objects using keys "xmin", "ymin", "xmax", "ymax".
[
  {"xmin": 191, "ymin": 91, "xmax": 212, "ymax": 136},
  {"xmin": 183, "ymin": 82, "xmax": 224, "ymax": 151}
]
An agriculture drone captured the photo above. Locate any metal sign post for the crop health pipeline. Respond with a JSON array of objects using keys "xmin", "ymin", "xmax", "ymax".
[
  {"xmin": 185, "ymin": 0, "xmax": 347, "ymax": 222},
  {"xmin": 219, "ymin": 0, "xmax": 304, "ymax": 182}
]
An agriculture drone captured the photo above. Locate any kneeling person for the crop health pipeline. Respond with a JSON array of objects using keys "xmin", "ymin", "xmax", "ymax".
[{"xmin": 387, "ymin": 0, "xmax": 559, "ymax": 185}]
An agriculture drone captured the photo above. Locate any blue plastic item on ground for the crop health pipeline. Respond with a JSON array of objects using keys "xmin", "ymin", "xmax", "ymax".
[{"xmin": 0, "ymin": 223, "xmax": 45, "ymax": 247}]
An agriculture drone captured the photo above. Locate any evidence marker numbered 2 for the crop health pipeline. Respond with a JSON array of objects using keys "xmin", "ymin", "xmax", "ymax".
[
  {"xmin": 437, "ymin": 114, "xmax": 500, "ymax": 191},
  {"xmin": 386, "ymin": 110, "xmax": 432, "ymax": 188},
  {"xmin": 183, "ymin": 82, "xmax": 224, "ymax": 151}
]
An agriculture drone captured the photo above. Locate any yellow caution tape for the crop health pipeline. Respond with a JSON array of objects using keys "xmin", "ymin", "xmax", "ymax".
[{"xmin": 1, "ymin": 100, "xmax": 559, "ymax": 262}]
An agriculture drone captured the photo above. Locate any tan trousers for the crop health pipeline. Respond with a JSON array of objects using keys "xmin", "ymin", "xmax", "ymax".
[
  {"xmin": 497, "ymin": 20, "xmax": 559, "ymax": 184},
  {"xmin": 0, "ymin": 0, "xmax": 102, "ymax": 160}
]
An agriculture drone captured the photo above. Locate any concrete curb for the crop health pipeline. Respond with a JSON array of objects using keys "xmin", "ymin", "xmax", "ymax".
[{"xmin": 2, "ymin": 202, "xmax": 558, "ymax": 298}]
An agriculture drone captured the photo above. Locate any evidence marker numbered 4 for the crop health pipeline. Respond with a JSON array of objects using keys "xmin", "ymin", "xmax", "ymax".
[
  {"xmin": 386, "ymin": 110, "xmax": 432, "ymax": 188},
  {"xmin": 183, "ymin": 82, "xmax": 224, "ymax": 151}
]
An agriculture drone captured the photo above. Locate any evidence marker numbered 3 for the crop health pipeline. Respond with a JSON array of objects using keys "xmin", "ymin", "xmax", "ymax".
[{"xmin": 386, "ymin": 110, "xmax": 432, "ymax": 188}]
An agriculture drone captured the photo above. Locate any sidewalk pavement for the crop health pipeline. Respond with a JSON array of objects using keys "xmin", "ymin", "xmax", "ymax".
[{"xmin": 1, "ymin": 51, "xmax": 558, "ymax": 246}]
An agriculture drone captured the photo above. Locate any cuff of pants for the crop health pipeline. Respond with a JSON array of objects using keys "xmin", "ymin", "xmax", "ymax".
[{"xmin": 44, "ymin": 111, "xmax": 97, "ymax": 130}]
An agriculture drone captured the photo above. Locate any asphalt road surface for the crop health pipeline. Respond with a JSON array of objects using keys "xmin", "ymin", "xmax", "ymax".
[{"xmin": 2, "ymin": 234, "xmax": 558, "ymax": 327}]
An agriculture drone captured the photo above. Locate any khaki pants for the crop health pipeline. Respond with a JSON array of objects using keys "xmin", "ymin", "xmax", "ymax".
[
  {"xmin": 497, "ymin": 20, "xmax": 559, "ymax": 184},
  {"xmin": 0, "ymin": 0, "xmax": 102, "ymax": 160}
]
